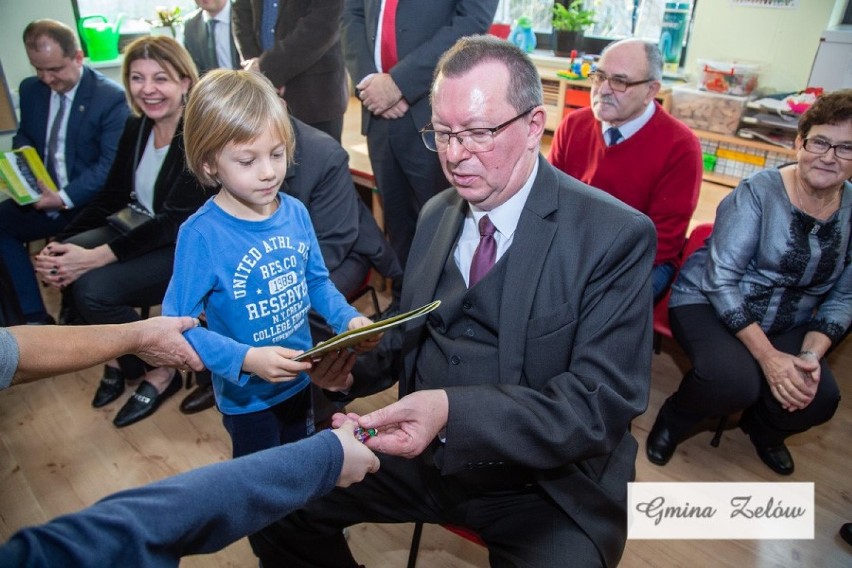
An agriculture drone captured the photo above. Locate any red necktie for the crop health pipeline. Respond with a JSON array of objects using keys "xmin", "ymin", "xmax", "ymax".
[
  {"xmin": 380, "ymin": 0, "xmax": 399, "ymax": 71},
  {"xmin": 469, "ymin": 215, "xmax": 497, "ymax": 287}
]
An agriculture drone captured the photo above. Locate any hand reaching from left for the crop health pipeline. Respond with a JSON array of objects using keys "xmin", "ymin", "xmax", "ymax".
[
  {"xmin": 330, "ymin": 421, "xmax": 381, "ymax": 487},
  {"xmin": 131, "ymin": 316, "xmax": 204, "ymax": 371}
]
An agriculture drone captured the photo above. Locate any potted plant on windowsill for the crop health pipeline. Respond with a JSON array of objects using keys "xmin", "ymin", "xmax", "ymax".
[{"xmin": 552, "ymin": 0, "xmax": 596, "ymax": 57}]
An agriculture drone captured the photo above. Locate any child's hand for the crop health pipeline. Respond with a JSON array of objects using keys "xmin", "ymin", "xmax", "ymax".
[
  {"xmin": 348, "ymin": 315, "xmax": 381, "ymax": 353},
  {"xmin": 243, "ymin": 346, "xmax": 312, "ymax": 383}
]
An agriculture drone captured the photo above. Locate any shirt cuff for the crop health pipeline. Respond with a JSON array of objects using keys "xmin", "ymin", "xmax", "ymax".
[{"xmin": 57, "ymin": 189, "xmax": 74, "ymax": 209}]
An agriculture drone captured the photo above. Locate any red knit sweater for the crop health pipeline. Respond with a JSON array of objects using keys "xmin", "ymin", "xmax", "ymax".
[{"xmin": 548, "ymin": 104, "xmax": 702, "ymax": 267}]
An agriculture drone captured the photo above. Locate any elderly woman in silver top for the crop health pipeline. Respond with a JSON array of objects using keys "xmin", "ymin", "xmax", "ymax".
[{"xmin": 647, "ymin": 89, "xmax": 852, "ymax": 475}]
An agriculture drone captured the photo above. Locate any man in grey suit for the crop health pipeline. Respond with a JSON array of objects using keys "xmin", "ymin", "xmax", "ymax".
[
  {"xmin": 257, "ymin": 36, "xmax": 656, "ymax": 567},
  {"xmin": 342, "ymin": 0, "xmax": 498, "ymax": 269},
  {"xmin": 0, "ymin": 19, "xmax": 127, "ymax": 324},
  {"xmin": 183, "ymin": 0, "xmax": 240, "ymax": 74}
]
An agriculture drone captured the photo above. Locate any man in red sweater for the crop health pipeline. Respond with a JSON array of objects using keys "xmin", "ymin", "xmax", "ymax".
[{"xmin": 548, "ymin": 39, "xmax": 702, "ymax": 301}]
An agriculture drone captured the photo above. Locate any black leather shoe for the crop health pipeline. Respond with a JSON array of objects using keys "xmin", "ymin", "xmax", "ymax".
[
  {"xmin": 646, "ymin": 412, "xmax": 680, "ymax": 466},
  {"xmin": 179, "ymin": 384, "xmax": 215, "ymax": 414},
  {"xmin": 750, "ymin": 438, "xmax": 794, "ymax": 475},
  {"xmin": 840, "ymin": 523, "xmax": 852, "ymax": 546},
  {"xmin": 113, "ymin": 371, "xmax": 182, "ymax": 428},
  {"xmin": 92, "ymin": 366, "xmax": 125, "ymax": 408}
]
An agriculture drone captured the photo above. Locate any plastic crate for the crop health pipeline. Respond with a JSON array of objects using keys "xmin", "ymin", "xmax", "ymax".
[
  {"xmin": 671, "ymin": 85, "xmax": 749, "ymax": 135},
  {"xmin": 698, "ymin": 59, "xmax": 760, "ymax": 96}
]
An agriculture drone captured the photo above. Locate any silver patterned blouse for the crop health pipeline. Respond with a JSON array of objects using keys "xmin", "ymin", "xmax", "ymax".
[{"xmin": 670, "ymin": 167, "xmax": 852, "ymax": 344}]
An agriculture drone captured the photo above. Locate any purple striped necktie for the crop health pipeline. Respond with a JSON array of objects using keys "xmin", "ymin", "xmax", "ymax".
[{"xmin": 469, "ymin": 215, "xmax": 497, "ymax": 287}]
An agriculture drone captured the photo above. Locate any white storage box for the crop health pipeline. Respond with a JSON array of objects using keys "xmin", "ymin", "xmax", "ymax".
[{"xmin": 670, "ymin": 85, "xmax": 749, "ymax": 135}]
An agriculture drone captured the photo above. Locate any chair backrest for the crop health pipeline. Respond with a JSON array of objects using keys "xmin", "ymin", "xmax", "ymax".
[
  {"xmin": 652, "ymin": 222, "xmax": 714, "ymax": 350},
  {"xmin": 682, "ymin": 223, "xmax": 714, "ymax": 263}
]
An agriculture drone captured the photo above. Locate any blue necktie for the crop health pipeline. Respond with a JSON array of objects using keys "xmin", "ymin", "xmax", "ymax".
[
  {"xmin": 260, "ymin": 0, "xmax": 277, "ymax": 51},
  {"xmin": 607, "ymin": 126, "xmax": 623, "ymax": 146}
]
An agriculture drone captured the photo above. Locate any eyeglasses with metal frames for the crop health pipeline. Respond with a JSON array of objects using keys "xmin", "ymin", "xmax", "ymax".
[
  {"xmin": 587, "ymin": 70, "xmax": 654, "ymax": 93},
  {"xmin": 420, "ymin": 106, "xmax": 537, "ymax": 153},
  {"xmin": 802, "ymin": 137, "xmax": 852, "ymax": 160}
]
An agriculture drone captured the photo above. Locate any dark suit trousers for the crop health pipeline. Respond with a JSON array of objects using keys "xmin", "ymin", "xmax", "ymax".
[
  {"xmin": 669, "ymin": 303, "xmax": 841, "ymax": 445},
  {"xmin": 63, "ymin": 226, "xmax": 175, "ymax": 379},
  {"xmin": 0, "ymin": 199, "xmax": 76, "ymax": 320},
  {"xmin": 253, "ymin": 453, "xmax": 603, "ymax": 567},
  {"xmin": 367, "ymin": 116, "xmax": 446, "ymax": 268}
]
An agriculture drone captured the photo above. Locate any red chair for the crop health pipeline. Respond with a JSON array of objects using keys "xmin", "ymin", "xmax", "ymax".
[
  {"xmin": 652, "ymin": 223, "xmax": 714, "ymax": 354},
  {"xmin": 407, "ymin": 521, "xmax": 485, "ymax": 568},
  {"xmin": 652, "ymin": 223, "xmax": 728, "ymax": 445}
]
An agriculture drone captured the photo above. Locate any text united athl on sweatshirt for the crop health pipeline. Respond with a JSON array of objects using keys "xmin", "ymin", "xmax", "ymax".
[{"xmin": 163, "ymin": 194, "xmax": 360, "ymax": 415}]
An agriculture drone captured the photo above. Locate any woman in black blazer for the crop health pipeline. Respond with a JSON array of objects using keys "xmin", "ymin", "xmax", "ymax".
[{"xmin": 34, "ymin": 36, "xmax": 206, "ymax": 428}]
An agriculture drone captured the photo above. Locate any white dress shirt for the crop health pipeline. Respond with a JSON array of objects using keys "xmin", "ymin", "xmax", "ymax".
[
  {"xmin": 454, "ymin": 159, "xmax": 539, "ymax": 287},
  {"xmin": 600, "ymin": 100, "xmax": 656, "ymax": 145},
  {"xmin": 47, "ymin": 83, "xmax": 79, "ymax": 207}
]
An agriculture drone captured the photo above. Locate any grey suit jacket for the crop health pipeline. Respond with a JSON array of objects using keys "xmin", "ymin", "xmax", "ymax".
[
  {"xmin": 399, "ymin": 156, "xmax": 656, "ymax": 566},
  {"xmin": 183, "ymin": 7, "xmax": 240, "ymax": 75},
  {"xmin": 342, "ymin": 0, "xmax": 498, "ymax": 135},
  {"xmin": 232, "ymin": 0, "xmax": 348, "ymax": 124}
]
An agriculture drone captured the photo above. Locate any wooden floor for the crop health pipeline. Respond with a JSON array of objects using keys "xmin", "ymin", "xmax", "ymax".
[
  {"xmin": 2, "ymin": 102, "xmax": 850, "ymax": 566},
  {"xmin": 2, "ymin": 290, "xmax": 850, "ymax": 567}
]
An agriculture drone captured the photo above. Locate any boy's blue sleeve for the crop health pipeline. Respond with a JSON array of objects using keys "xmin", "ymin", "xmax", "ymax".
[{"xmin": 163, "ymin": 226, "xmax": 251, "ymax": 384}]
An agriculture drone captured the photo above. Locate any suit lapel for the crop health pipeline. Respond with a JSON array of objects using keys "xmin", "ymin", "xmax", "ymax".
[
  {"xmin": 32, "ymin": 84, "xmax": 51, "ymax": 154},
  {"xmin": 64, "ymin": 68, "xmax": 94, "ymax": 167},
  {"xmin": 409, "ymin": 195, "xmax": 465, "ymax": 312},
  {"xmin": 497, "ymin": 156, "xmax": 559, "ymax": 385},
  {"xmin": 402, "ymin": 193, "xmax": 465, "ymax": 383}
]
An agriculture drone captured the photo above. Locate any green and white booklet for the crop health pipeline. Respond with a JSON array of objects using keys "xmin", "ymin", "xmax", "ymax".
[{"xmin": 293, "ymin": 300, "xmax": 441, "ymax": 361}]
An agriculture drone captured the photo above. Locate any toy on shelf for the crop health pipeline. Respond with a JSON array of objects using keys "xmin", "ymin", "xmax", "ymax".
[
  {"xmin": 509, "ymin": 16, "xmax": 536, "ymax": 53},
  {"xmin": 557, "ymin": 50, "xmax": 594, "ymax": 80},
  {"xmin": 783, "ymin": 87, "xmax": 823, "ymax": 114}
]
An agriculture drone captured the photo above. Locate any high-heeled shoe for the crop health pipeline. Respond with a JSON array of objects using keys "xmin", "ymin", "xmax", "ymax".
[
  {"xmin": 92, "ymin": 366, "xmax": 125, "ymax": 408},
  {"xmin": 113, "ymin": 371, "xmax": 183, "ymax": 428}
]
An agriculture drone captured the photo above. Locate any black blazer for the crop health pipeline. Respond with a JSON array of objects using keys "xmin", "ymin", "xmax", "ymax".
[
  {"xmin": 232, "ymin": 0, "xmax": 348, "ymax": 124},
  {"xmin": 56, "ymin": 116, "xmax": 208, "ymax": 261}
]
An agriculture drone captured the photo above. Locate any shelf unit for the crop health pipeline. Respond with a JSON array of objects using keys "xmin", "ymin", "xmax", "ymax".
[{"xmin": 695, "ymin": 129, "xmax": 796, "ymax": 187}]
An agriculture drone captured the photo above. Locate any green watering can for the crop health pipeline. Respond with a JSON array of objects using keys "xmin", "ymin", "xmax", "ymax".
[{"xmin": 78, "ymin": 15, "xmax": 124, "ymax": 61}]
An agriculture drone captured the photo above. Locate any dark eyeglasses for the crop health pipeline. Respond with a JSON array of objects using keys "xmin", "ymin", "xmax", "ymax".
[
  {"xmin": 802, "ymin": 137, "xmax": 852, "ymax": 160},
  {"xmin": 588, "ymin": 70, "xmax": 654, "ymax": 93},
  {"xmin": 420, "ymin": 107, "xmax": 536, "ymax": 153}
]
